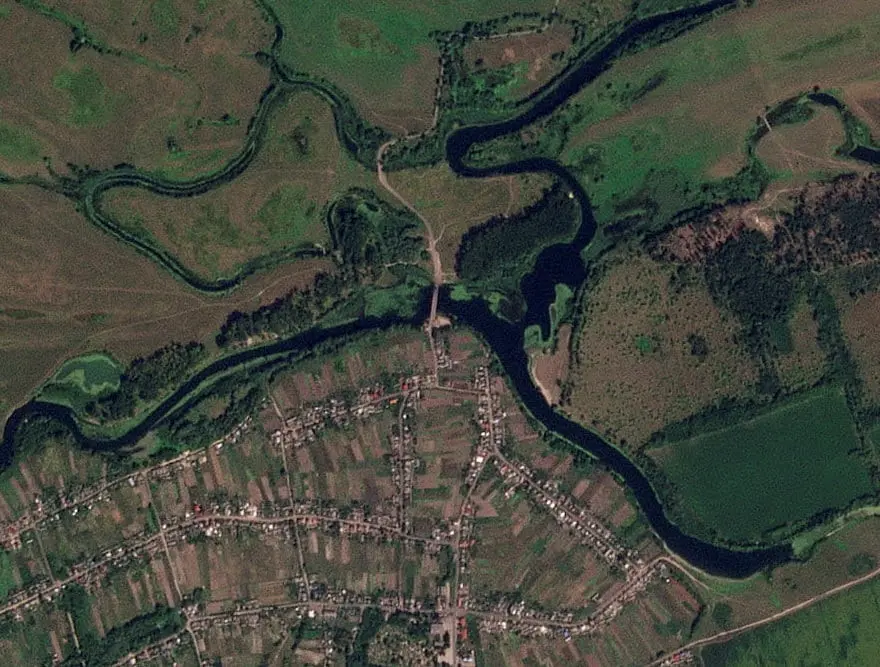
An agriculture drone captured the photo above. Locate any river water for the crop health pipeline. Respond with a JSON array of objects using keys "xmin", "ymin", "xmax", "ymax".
[{"xmin": 1, "ymin": 0, "xmax": 796, "ymax": 577}]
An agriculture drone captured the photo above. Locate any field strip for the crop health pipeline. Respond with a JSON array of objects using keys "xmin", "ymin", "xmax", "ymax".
[{"xmin": 645, "ymin": 562, "xmax": 880, "ymax": 665}]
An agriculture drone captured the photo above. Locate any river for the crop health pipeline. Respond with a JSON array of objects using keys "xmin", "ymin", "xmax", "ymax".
[{"xmin": 1, "ymin": 0, "xmax": 795, "ymax": 577}]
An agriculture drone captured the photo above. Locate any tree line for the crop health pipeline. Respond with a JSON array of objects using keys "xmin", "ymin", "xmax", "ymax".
[{"xmin": 86, "ymin": 342, "xmax": 207, "ymax": 421}]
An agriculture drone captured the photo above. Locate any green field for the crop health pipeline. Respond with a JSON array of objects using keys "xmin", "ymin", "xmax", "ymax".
[
  {"xmin": 655, "ymin": 388, "xmax": 872, "ymax": 543},
  {"xmin": 703, "ymin": 576, "xmax": 880, "ymax": 666},
  {"xmin": 38, "ymin": 353, "xmax": 124, "ymax": 411},
  {"xmin": 255, "ymin": 185, "xmax": 323, "ymax": 247}
]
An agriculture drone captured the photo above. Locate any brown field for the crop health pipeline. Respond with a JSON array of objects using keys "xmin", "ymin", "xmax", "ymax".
[
  {"xmin": 169, "ymin": 530, "xmax": 300, "ymax": 605},
  {"xmin": 411, "ymin": 389, "xmax": 476, "ymax": 533},
  {"xmin": 385, "ymin": 165, "xmax": 551, "ymax": 277},
  {"xmin": 0, "ymin": 1, "xmax": 271, "ymax": 179},
  {"xmin": 198, "ymin": 613, "xmax": 310, "ymax": 666},
  {"xmin": 836, "ymin": 286, "xmax": 880, "ymax": 405},
  {"xmin": 296, "ymin": 425, "xmax": 397, "ymax": 505},
  {"xmin": 0, "ymin": 185, "xmax": 331, "ymax": 413},
  {"xmin": 756, "ymin": 106, "xmax": 851, "ymax": 179},
  {"xmin": 469, "ymin": 475, "xmax": 618, "ymax": 609},
  {"xmin": 775, "ymin": 294, "xmax": 826, "ymax": 391},
  {"xmin": 530, "ymin": 323, "xmax": 572, "ymax": 405},
  {"xmin": 565, "ymin": 249, "xmax": 759, "ymax": 449},
  {"xmin": 103, "ymin": 90, "xmax": 374, "ymax": 280},
  {"xmin": 462, "ymin": 25, "xmax": 573, "ymax": 100}
]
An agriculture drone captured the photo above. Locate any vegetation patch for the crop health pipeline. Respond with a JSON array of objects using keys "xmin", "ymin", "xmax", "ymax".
[
  {"xmin": 39, "ymin": 353, "xmax": 123, "ymax": 410},
  {"xmin": 0, "ymin": 122, "xmax": 41, "ymax": 162},
  {"xmin": 652, "ymin": 387, "xmax": 872, "ymax": 544},
  {"xmin": 53, "ymin": 66, "xmax": 117, "ymax": 128}
]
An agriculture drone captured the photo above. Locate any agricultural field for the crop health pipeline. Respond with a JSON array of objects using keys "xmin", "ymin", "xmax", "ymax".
[
  {"xmin": 702, "ymin": 574, "xmax": 880, "ymax": 666},
  {"xmin": 650, "ymin": 387, "xmax": 873, "ymax": 544},
  {"xmin": 0, "ymin": 0, "xmax": 272, "ymax": 179},
  {"xmin": 564, "ymin": 248, "xmax": 759, "ymax": 449},
  {"xmin": 410, "ymin": 390, "xmax": 478, "ymax": 535},
  {"xmin": 0, "ymin": 184, "xmax": 331, "ymax": 414},
  {"xmin": 467, "ymin": 477, "xmax": 619, "ymax": 610},
  {"xmin": 103, "ymin": 90, "xmax": 375, "ymax": 280}
]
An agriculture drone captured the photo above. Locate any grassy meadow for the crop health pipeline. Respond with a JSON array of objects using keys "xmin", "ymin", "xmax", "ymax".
[
  {"xmin": 553, "ymin": 0, "xmax": 880, "ymax": 224},
  {"xmin": 653, "ymin": 387, "xmax": 872, "ymax": 543}
]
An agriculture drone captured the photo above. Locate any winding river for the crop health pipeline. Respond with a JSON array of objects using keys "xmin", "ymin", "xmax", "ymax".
[{"xmin": 1, "ymin": 0, "xmax": 797, "ymax": 577}]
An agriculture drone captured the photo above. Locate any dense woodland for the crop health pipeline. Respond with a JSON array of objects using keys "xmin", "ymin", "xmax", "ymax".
[
  {"xmin": 327, "ymin": 190, "xmax": 424, "ymax": 279},
  {"xmin": 456, "ymin": 184, "xmax": 578, "ymax": 281},
  {"xmin": 86, "ymin": 342, "xmax": 206, "ymax": 421}
]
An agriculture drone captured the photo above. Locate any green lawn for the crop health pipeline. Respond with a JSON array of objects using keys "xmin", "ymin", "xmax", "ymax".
[
  {"xmin": 0, "ymin": 122, "xmax": 41, "ymax": 162},
  {"xmin": 703, "ymin": 576, "xmax": 880, "ymax": 666},
  {"xmin": 655, "ymin": 388, "xmax": 873, "ymax": 543},
  {"xmin": 38, "ymin": 353, "xmax": 123, "ymax": 412},
  {"xmin": 53, "ymin": 66, "xmax": 117, "ymax": 128}
]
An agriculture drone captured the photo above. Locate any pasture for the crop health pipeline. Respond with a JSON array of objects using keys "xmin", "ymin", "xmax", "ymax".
[
  {"xmin": 265, "ymin": 0, "xmax": 568, "ymax": 135},
  {"xmin": 559, "ymin": 0, "xmax": 880, "ymax": 224},
  {"xmin": 461, "ymin": 24, "xmax": 574, "ymax": 102},
  {"xmin": 652, "ymin": 387, "xmax": 872, "ymax": 543},
  {"xmin": 0, "ymin": 0, "xmax": 270, "ymax": 178},
  {"xmin": 703, "ymin": 575, "xmax": 880, "ymax": 666},
  {"xmin": 104, "ymin": 90, "xmax": 370, "ymax": 280},
  {"xmin": 755, "ymin": 105, "xmax": 853, "ymax": 181},
  {"xmin": 0, "ymin": 185, "xmax": 330, "ymax": 413}
]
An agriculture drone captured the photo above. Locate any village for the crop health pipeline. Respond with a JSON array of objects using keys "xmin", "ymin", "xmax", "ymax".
[{"xmin": 0, "ymin": 331, "xmax": 699, "ymax": 666}]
